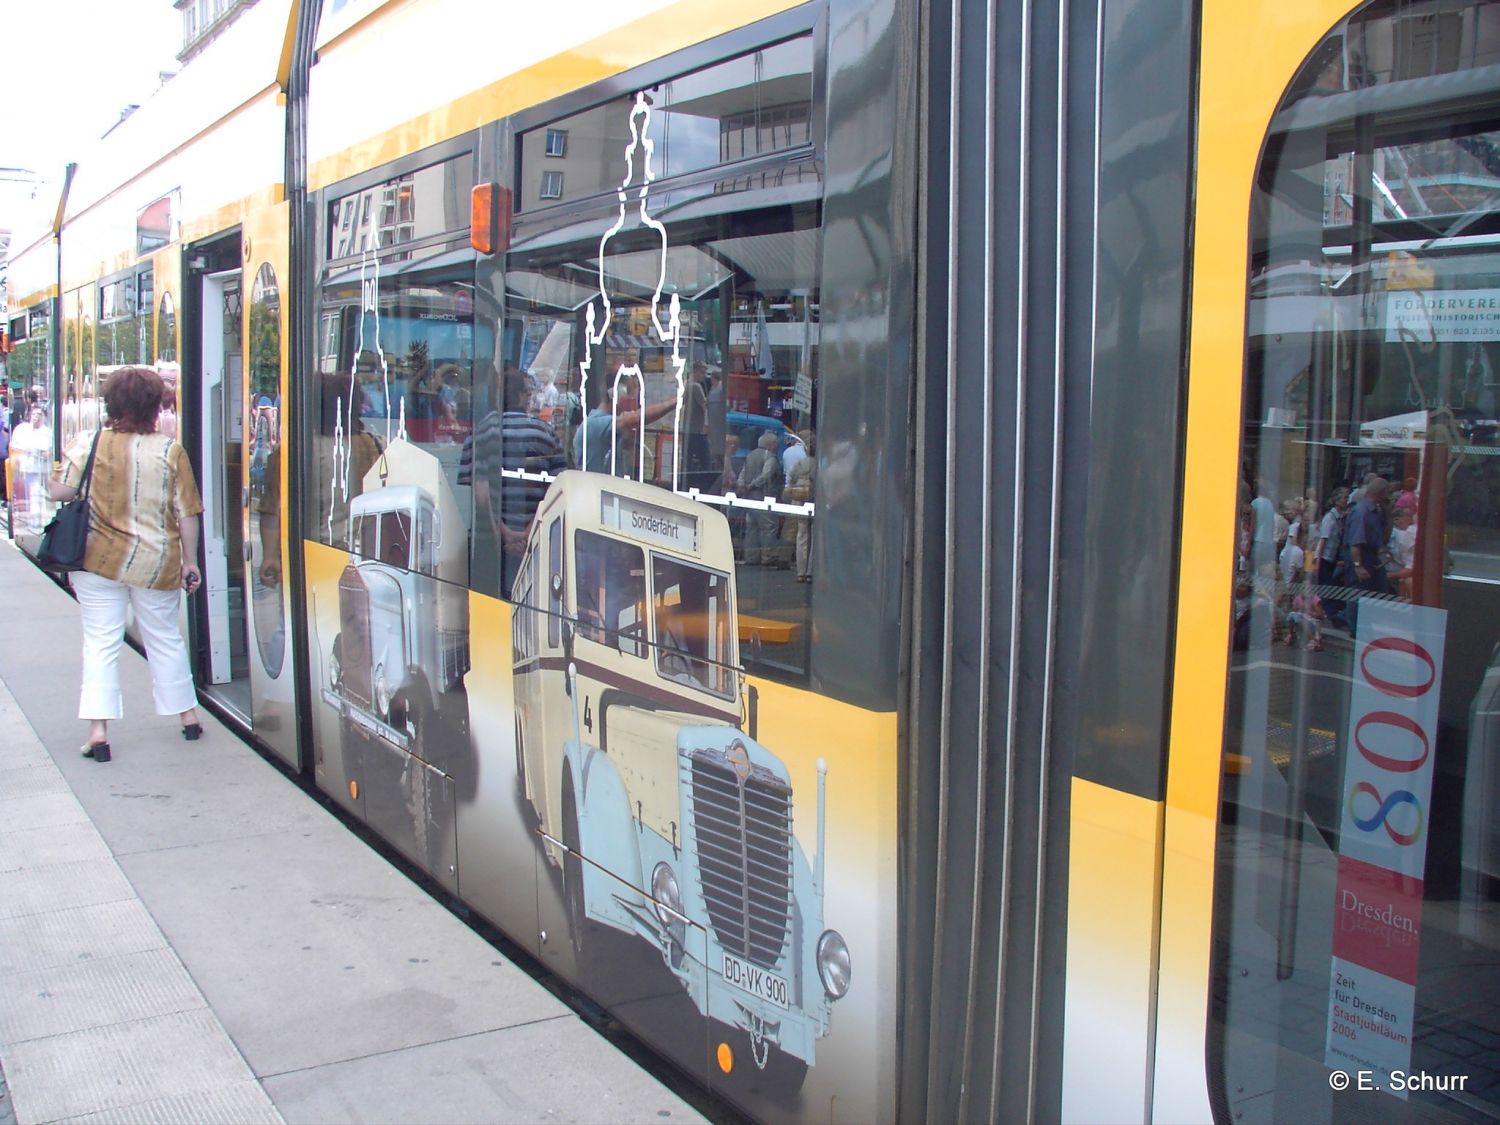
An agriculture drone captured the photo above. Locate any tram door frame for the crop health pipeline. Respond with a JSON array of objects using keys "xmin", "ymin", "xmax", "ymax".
[{"xmin": 197, "ymin": 264, "xmax": 251, "ymax": 711}]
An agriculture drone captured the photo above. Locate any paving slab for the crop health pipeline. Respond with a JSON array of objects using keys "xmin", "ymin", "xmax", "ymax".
[
  {"xmin": 81, "ymin": 753, "xmax": 334, "ymax": 857},
  {"xmin": 261, "ymin": 1019, "xmax": 706, "ymax": 1125},
  {"xmin": 118, "ymin": 825, "xmax": 570, "ymax": 1077}
]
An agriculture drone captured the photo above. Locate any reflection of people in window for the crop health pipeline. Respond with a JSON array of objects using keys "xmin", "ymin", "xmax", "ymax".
[{"xmin": 473, "ymin": 366, "xmax": 565, "ymax": 599}]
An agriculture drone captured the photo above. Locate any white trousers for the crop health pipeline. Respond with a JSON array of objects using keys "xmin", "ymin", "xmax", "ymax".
[{"xmin": 73, "ymin": 570, "xmax": 197, "ymax": 720}]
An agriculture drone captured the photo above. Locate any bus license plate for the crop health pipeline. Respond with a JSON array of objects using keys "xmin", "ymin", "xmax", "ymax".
[{"xmin": 721, "ymin": 951, "xmax": 789, "ymax": 1010}]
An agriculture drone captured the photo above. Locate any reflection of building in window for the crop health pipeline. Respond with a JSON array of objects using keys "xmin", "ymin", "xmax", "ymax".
[
  {"xmin": 721, "ymin": 104, "xmax": 812, "ymax": 161},
  {"xmin": 329, "ymin": 163, "xmax": 471, "ymax": 260},
  {"xmin": 515, "ymin": 35, "xmax": 814, "ymax": 211}
]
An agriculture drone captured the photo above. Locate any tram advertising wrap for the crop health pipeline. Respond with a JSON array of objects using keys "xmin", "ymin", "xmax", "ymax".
[{"xmin": 12, "ymin": 0, "xmax": 1500, "ymax": 1120}]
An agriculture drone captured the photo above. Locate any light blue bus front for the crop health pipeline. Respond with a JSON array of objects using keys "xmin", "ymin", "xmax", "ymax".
[{"xmin": 613, "ymin": 726, "xmax": 852, "ymax": 1068}]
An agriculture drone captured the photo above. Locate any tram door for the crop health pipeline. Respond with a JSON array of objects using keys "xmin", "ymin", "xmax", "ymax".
[
  {"xmin": 198, "ymin": 267, "xmax": 252, "ymax": 719},
  {"xmin": 239, "ymin": 204, "xmax": 300, "ymax": 769}
]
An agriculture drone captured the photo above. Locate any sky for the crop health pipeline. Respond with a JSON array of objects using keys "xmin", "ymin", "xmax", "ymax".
[{"xmin": 1, "ymin": 1, "xmax": 180, "ymax": 227}]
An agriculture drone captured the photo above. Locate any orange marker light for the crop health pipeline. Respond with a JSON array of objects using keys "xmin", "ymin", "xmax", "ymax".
[
  {"xmin": 349, "ymin": 780, "xmax": 359, "ymax": 801},
  {"xmin": 716, "ymin": 1042, "xmax": 734, "ymax": 1074},
  {"xmin": 470, "ymin": 184, "xmax": 512, "ymax": 255}
]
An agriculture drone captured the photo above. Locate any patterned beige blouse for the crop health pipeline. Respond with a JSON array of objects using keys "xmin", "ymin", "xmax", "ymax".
[{"xmin": 60, "ymin": 429, "xmax": 204, "ymax": 591}]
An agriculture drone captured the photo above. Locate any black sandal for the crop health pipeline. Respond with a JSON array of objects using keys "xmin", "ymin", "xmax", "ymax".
[
  {"xmin": 181, "ymin": 723, "xmax": 203, "ymax": 741},
  {"xmin": 81, "ymin": 742, "xmax": 112, "ymax": 762}
]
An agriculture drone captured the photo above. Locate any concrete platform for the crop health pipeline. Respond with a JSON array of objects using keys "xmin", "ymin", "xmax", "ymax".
[{"xmin": 0, "ymin": 540, "xmax": 709, "ymax": 1125}]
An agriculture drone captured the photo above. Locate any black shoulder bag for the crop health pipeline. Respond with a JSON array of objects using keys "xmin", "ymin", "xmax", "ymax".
[{"xmin": 37, "ymin": 429, "xmax": 102, "ymax": 573}]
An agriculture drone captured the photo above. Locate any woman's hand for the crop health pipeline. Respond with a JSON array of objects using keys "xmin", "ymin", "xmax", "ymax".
[{"xmin": 182, "ymin": 562, "xmax": 202, "ymax": 593}]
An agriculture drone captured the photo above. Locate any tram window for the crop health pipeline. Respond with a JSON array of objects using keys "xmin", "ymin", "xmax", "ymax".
[
  {"xmin": 7, "ymin": 305, "xmax": 50, "ymax": 409},
  {"xmin": 503, "ymin": 155, "xmax": 821, "ymax": 682},
  {"xmin": 1216, "ymin": 4, "xmax": 1500, "ymax": 1122},
  {"xmin": 157, "ymin": 292, "xmax": 176, "ymax": 365},
  {"xmin": 97, "ymin": 269, "xmax": 155, "ymax": 375},
  {"xmin": 310, "ymin": 229, "xmax": 482, "ymax": 567}
]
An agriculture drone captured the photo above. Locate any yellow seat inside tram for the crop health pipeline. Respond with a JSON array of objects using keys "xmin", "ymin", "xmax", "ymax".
[{"xmin": 738, "ymin": 615, "xmax": 800, "ymax": 645}]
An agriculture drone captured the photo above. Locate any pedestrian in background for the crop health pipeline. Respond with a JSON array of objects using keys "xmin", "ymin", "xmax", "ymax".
[{"xmin": 50, "ymin": 366, "xmax": 204, "ymax": 763}]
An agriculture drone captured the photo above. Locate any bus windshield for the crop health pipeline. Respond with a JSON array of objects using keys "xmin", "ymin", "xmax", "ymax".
[{"xmin": 652, "ymin": 555, "xmax": 735, "ymax": 698}]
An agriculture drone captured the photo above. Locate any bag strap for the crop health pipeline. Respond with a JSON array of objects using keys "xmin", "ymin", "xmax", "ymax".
[{"xmin": 75, "ymin": 429, "xmax": 103, "ymax": 500}]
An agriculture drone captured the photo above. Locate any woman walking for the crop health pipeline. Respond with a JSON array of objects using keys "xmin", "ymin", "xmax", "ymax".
[{"xmin": 50, "ymin": 366, "xmax": 204, "ymax": 762}]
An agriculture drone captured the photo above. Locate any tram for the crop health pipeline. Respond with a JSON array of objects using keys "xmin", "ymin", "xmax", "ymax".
[{"xmin": 5, "ymin": 0, "xmax": 1499, "ymax": 1120}]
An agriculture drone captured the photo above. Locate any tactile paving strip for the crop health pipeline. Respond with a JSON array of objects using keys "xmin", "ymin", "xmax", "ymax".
[
  {"xmin": 0, "ymin": 948, "xmax": 207, "ymax": 1046},
  {"xmin": 52, "ymin": 1080, "xmax": 285, "ymax": 1125},
  {"xmin": 3, "ymin": 1011, "xmax": 268, "ymax": 1123},
  {"xmin": 0, "ymin": 900, "xmax": 167, "ymax": 977}
]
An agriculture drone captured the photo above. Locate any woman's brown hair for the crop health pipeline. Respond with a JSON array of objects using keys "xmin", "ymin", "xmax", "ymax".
[{"xmin": 103, "ymin": 366, "xmax": 167, "ymax": 434}]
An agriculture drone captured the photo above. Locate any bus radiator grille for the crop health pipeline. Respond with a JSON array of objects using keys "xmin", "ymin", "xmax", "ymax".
[{"xmin": 686, "ymin": 749, "xmax": 794, "ymax": 970}]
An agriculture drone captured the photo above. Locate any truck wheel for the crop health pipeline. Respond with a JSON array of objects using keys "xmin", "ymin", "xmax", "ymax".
[
  {"xmin": 562, "ymin": 783, "xmax": 597, "ymax": 965},
  {"xmin": 390, "ymin": 674, "xmax": 433, "ymax": 761}
]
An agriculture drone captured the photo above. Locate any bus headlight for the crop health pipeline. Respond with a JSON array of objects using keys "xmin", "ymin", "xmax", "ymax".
[
  {"xmin": 816, "ymin": 929, "xmax": 851, "ymax": 999},
  {"xmin": 651, "ymin": 862, "xmax": 684, "ymax": 929}
]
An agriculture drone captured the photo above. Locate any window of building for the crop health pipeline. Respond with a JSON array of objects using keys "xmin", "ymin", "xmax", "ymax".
[
  {"xmin": 539, "ymin": 170, "xmax": 563, "ymax": 200},
  {"xmin": 545, "ymin": 128, "xmax": 568, "ymax": 157}
]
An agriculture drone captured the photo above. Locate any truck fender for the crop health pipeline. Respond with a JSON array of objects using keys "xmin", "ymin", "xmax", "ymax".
[{"xmin": 562, "ymin": 742, "xmax": 646, "ymax": 908}]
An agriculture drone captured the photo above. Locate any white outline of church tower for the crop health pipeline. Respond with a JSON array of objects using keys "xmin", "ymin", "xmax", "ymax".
[{"xmin": 577, "ymin": 91, "xmax": 686, "ymax": 487}]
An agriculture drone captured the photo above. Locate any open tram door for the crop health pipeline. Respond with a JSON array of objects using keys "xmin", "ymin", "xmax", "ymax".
[
  {"xmin": 184, "ymin": 234, "xmax": 257, "ymax": 737},
  {"xmin": 238, "ymin": 204, "xmax": 300, "ymax": 768}
]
